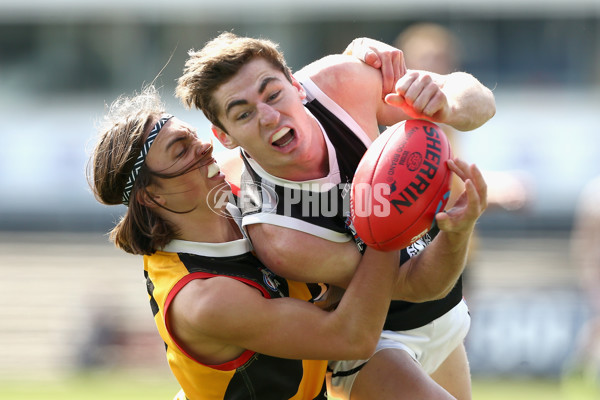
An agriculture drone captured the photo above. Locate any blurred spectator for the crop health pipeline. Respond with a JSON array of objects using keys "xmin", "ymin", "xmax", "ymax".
[
  {"xmin": 567, "ymin": 176, "xmax": 600, "ymax": 390},
  {"xmin": 395, "ymin": 22, "xmax": 531, "ymax": 212}
]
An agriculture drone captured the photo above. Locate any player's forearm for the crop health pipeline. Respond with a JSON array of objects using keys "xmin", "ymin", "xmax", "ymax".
[
  {"xmin": 392, "ymin": 230, "xmax": 472, "ymax": 302},
  {"xmin": 248, "ymin": 224, "xmax": 358, "ymax": 288},
  {"xmin": 329, "ymin": 248, "xmax": 398, "ymax": 357},
  {"xmin": 439, "ymin": 71, "xmax": 496, "ymax": 131}
]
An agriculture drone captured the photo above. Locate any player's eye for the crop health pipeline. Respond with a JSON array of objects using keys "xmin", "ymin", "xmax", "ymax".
[
  {"xmin": 236, "ymin": 110, "xmax": 252, "ymax": 121},
  {"xmin": 175, "ymin": 145, "xmax": 187, "ymax": 158},
  {"xmin": 267, "ymin": 91, "xmax": 281, "ymax": 102}
]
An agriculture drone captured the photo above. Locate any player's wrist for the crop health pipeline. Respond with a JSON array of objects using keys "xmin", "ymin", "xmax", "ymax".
[{"xmin": 439, "ymin": 228, "xmax": 473, "ymax": 251}]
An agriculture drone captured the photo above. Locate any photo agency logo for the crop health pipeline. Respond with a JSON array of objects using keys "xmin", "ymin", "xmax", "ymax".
[
  {"xmin": 206, "ymin": 180, "xmax": 400, "ymax": 219},
  {"xmin": 206, "ymin": 182, "xmax": 279, "ymax": 218}
]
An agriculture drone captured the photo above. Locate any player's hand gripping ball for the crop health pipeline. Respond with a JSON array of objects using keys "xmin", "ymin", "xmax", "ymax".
[{"xmin": 351, "ymin": 120, "xmax": 452, "ymax": 251}]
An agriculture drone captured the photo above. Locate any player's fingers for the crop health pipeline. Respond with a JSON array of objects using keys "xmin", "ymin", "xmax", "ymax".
[
  {"xmin": 394, "ymin": 71, "xmax": 419, "ymax": 97},
  {"xmin": 411, "ymin": 84, "xmax": 441, "ymax": 115},
  {"xmin": 394, "ymin": 50, "xmax": 407, "ymax": 78},
  {"xmin": 379, "ymin": 55, "xmax": 396, "ymax": 95},
  {"xmin": 447, "ymin": 158, "xmax": 470, "ymax": 182},
  {"xmin": 390, "ymin": 50, "xmax": 406, "ymax": 94},
  {"xmin": 401, "ymin": 73, "xmax": 434, "ymax": 106},
  {"xmin": 464, "ymin": 178, "xmax": 485, "ymax": 218},
  {"xmin": 363, "ymin": 51, "xmax": 382, "ymax": 68},
  {"xmin": 469, "ymin": 163, "xmax": 488, "ymax": 210},
  {"xmin": 421, "ymin": 91, "xmax": 448, "ymax": 119},
  {"xmin": 408, "ymin": 90, "xmax": 432, "ymax": 114}
]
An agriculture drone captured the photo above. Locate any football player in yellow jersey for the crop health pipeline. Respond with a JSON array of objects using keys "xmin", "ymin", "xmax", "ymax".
[{"xmin": 88, "ymin": 84, "xmax": 399, "ymax": 400}]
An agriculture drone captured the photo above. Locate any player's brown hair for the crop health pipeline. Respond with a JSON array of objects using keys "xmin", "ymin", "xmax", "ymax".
[
  {"xmin": 176, "ymin": 31, "xmax": 293, "ymax": 131},
  {"xmin": 87, "ymin": 85, "xmax": 178, "ymax": 255}
]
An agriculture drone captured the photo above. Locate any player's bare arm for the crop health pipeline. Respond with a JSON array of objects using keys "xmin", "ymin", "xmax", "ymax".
[
  {"xmin": 342, "ymin": 37, "xmax": 496, "ymax": 130},
  {"xmin": 297, "ymin": 54, "xmax": 495, "ymax": 137},
  {"xmin": 295, "ymin": 54, "xmax": 385, "ymax": 141},
  {"xmin": 247, "ymin": 222, "xmax": 360, "ymax": 288},
  {"xmin": 168, "ymin": 247, "xmax": 399, "ymax": 362},
  {"xmin": 385, "ymin": 70, "xmax": 496, "ymax": 131},
  {"xmin": 398, "ymin": 158, "xmax": 488, "ymax": 300},
  {"xmin": 342, "ymin": 37, "xmax": 407, "ymax": 96}
]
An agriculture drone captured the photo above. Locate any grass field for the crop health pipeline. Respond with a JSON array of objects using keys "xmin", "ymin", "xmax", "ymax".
[{"xmin": 0, "ymin": 372, "xmax": 598, "ymax": 400}]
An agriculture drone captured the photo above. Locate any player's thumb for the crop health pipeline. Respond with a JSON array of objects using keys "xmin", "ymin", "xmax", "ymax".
[
  {"xmin": 384, "ymin": 93, "xmax": 405, "ymax": 107},
  {"xmin": 434, "ymin": 211, "xmax": 452, "ymax": 231}
]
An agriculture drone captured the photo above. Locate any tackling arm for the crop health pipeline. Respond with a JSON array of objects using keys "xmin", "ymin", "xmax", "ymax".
[{"xmin": 169, "ymin": 246, "xmax": 399, "ymax": 362}]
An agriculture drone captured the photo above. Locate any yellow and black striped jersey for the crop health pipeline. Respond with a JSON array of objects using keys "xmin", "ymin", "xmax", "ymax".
[{"xmin": 144, "ymin": 238, "xmax": 327, "ymax": 400}]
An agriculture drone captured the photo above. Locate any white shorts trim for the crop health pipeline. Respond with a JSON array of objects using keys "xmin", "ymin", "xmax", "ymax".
[{"xmin": 326, "ymin": 299, "xmax": 471, "ymax": 399}]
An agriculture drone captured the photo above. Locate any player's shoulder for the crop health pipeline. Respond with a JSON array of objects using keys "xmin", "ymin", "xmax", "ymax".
[
  {"xmin": 296, "ymin": 54, "xmax": 374, "ymax": 89},
  {"xmin": 296, "ymin": 54, "xmax": 382, "ymax": 117},
  {"xmin": 298, "ymin": 54, "xmax": 361, "ymax": 74}
]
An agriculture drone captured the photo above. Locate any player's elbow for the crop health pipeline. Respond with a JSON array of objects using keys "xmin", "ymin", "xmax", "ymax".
[
  {"xmin": 478, "ymin": 87, "xmax": 497, "ymax": 125},
  {"xmin": 338, "ymin": 328, "xmax": 380, "ymax": 360},
  {"xmin": 392, "ymin": 266, "xmax": 450, "ymax": 302},
  {"xmin": 247, "ymin": 225, "xmax": 291, "ymax": 274},
  {"xmin": 454, "ymin": 98, "xmax": 496, "ymax": 132},
  {"xmin": 351, "ymin": 342, "xmax": 378, "ymax": 360},
  {"xmin": 395, "ymin": 287, "xmax": 442, "ymax": 303},
  {"xmin": 404, "ymin": 276, "xmax": 458, "ymax": 302},
  {"xmin": 449, "ymin": 73, "xmax": 497, "ymax": 131}
]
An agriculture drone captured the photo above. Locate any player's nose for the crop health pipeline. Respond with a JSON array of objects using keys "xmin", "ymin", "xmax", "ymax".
[{"xmin": 257, "ymin": 103, "xmax": 280, "ymax": 126}]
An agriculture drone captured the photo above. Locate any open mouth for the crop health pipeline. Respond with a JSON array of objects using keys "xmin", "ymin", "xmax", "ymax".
[
  {"xmin": 271, "ymin": 127, "xmax": 295, "ymax": 148},
  {"xmin": 206, "ymin": 162, "xmax": 221, "ymax": 179}
]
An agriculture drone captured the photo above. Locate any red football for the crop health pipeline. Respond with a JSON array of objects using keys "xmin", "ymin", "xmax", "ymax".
[{"xmin": 350, "ymin": 120, "xmax": 452, "ymax": 251}]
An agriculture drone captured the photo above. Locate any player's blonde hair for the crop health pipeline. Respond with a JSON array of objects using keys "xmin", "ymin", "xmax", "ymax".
[{"xmin": 176, "ymin": 32, "xmax": 293, "ymax": 131}]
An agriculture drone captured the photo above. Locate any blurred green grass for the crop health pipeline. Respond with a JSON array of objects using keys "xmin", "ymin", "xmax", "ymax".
[
  {"xmin": 0, "ymin": 373, "xmax": 598, "ymax": 400},
  {"xmin": 0, "ymin": 371, "xmax": 180, "ymax": 400}
]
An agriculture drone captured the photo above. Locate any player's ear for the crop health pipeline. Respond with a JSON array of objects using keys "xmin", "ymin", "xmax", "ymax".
[
  {"xmin": 135, "ymin": 185, "xmax": 166, "ymax": 209},
  {"xmin": 212, "ymin": 125, "xmax": 239, "ymax": 150},
  {"xmin": 290, "ymin": 76, "xmax": 307, "ymax": 100}
]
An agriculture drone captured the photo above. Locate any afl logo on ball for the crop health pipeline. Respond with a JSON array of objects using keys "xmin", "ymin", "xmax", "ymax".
[{"xmin": 406, "ymin": 152, "xmax": 423, "ymax": 171}]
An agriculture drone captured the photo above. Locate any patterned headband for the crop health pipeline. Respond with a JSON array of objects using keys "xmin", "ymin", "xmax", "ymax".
[{"xmin": 122, "ymin": 114, "xmax": 174, "ymax": 206}]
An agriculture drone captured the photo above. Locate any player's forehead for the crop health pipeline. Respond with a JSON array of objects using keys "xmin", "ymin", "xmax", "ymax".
[
  {"xmin": 214, "ymin": 58, "xmax": 285, "ymax": 113},
  {"xmin": 148, "ymin": 118, "xmax": 196, "ymax": 155},
  {"xmin": 151, "ymin": 117, "xmax": 190, "ymax": 141}
]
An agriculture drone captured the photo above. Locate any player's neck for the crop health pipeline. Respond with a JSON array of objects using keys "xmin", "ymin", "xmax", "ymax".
[{"xmin": 173, "ymin": 209, "xmax": 243, "ymax": 244}]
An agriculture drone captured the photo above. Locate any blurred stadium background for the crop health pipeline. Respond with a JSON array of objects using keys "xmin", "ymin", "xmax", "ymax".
[{"xmin": 1, "ymin": 0, "xmax": 599, "ymax": 398}]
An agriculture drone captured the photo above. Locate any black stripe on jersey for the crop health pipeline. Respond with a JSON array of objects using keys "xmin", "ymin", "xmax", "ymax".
[
  {"xmin": 223, "ymin": 353, "xmax": 326, "ymax": 400},
  {"xmin": 304, "ymin": 99, "xmax": 367, "ymax": 184},
  {"xmin": 144, "ymin": 270, "xmax": 160, "ymax": 317},
  {"xmin": 177, "ymin": 252, "xmax": 290, "ymax": 299}
]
